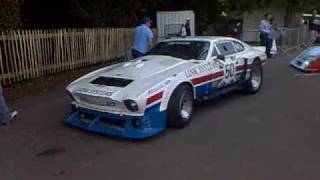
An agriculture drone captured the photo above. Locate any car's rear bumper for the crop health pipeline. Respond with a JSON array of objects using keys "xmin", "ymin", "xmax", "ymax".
[{"xmin": 65, "ymin": 103, "xmax": 167, "ymax": 139}]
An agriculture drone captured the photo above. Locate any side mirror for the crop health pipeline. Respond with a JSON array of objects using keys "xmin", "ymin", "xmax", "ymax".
[{"xmin": 217, "ymin": 55, "xmax": 225, "ymax": 61}]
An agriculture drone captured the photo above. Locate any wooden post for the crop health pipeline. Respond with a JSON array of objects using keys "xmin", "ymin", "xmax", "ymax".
[{"xmin": 0, "ymin": 48, "xmax": 5, "ymax": 85}]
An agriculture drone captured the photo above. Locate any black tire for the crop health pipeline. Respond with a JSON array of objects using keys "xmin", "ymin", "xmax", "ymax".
[
  {"xmin": 167, "ymin": 84, "xmax": 194, "ymax": 129},
  {"xmin": 241, "ymin": 60, "xmax": 263, "ymax": 94}
]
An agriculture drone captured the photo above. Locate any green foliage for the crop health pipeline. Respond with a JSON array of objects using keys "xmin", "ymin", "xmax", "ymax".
[
  {"xmin": 225, "ymin": 0, "xmax": 320, "ymax": 12},
  {"xmin": 1, "ymin": 0, "xmax": 320, "ymax": 29},
  {"xmin": 224, "ymin": 0, "xmax": 320, "ymax": 26},
  {"xmin": 0, "ymin": 0, "xmax": 21, "ymax": 30}
]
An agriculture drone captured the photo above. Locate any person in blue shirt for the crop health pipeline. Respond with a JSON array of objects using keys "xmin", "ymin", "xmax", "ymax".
[
  {"xmin": 132, "ymin": 17, "xmax": 154, "ymax": 58},
  {"xmin": 260, "ymin": 13, "xmax": 273, "ymax": 58}
]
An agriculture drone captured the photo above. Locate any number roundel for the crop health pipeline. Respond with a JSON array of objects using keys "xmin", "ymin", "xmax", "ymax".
[{"xmin": 225, "ymin": 63, "xmax": 235, "ymax": 78}]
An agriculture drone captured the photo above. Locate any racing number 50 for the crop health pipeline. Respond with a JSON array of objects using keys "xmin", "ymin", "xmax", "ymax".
[{"xmin": 225, "ymin": 63, "xmax": 235, "ymax": 78}]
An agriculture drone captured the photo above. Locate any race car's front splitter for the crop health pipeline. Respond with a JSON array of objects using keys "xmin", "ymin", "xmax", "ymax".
[
  {"xmin": 65, "ymin": 103, "xmax": 167, "ymax": 139},
  {"xmin": 290, "ymin": 59, "xmax": 306, "ymax": 72}
]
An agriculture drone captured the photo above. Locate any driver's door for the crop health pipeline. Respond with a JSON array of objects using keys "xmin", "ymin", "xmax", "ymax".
[{"xmin": 214, "ymin": 41, "xmax": 239, "ymax": 88}]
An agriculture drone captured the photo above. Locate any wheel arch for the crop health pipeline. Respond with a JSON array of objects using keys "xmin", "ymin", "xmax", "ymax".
[
  {"xmin": 254, "ymin": 56, "xmax": 262, "ymax": 63},
  {"xmin": 160, "ymin": 81, "xmax": 195, "ymax": 112}
]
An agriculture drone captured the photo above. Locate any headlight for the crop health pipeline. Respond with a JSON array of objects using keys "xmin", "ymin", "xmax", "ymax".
[
  {"xmin": 124, "ymin": 100, "xmax": 139, "ymax": 112},
  {"xmin": 304, "ymin": 61, "xmax": 310, "ymax": 66}
]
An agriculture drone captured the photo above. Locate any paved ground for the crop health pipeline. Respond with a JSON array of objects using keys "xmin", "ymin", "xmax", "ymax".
[{"xmin": 1, "ymin": 54, "xmax": 320, "ymax": 180}]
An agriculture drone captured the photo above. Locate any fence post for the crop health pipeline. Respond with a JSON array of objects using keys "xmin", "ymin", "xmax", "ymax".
[{"xmin": 0, "ymin": 47, "xmax": 5, "ymax": 85}]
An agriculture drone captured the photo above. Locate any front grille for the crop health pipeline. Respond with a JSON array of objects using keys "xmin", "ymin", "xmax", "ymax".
[
  {"xmin": 99, "ymin": 117, "xmax": 125, "ymax": 129},
  {"xmin": 91, "ymin": 76, "xmax": 133, "ymax": 87},
  {"xmin": 79, "ymin": 113, "xmax": 96, "ymax": 124},
  {"xmin": 75, "ymin": 93, "xmax": 119, "ymax": 109}
]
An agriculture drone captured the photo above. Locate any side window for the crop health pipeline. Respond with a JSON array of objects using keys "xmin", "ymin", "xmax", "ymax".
[
  {"xmin": 216, "ymin": 42, "xmax": 236, "ymax": 56},
  {"xmin": 211, "ymin": 46, "xmax": 219, "ymax": 57},
  {"xmin": 233, "ymin": 41, "xmax": 245, "ymax": 52}
]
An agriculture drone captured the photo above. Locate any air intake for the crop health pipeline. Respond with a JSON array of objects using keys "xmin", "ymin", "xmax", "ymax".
[{"xmin": 91, "ymin": 77, "xmax": 133, "ymax": 87}]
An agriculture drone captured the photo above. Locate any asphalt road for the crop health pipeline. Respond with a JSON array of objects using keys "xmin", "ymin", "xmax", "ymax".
[{"xmin": 1, "ymin": 54, "xmax": 320, "ymax": 180}]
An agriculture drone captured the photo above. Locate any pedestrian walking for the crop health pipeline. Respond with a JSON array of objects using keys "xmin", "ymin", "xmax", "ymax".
[
  {"xmin": 259, "ymin": 13, "xmax": 273, "ymax": 58},
  {"xmin": 0, "ymin": 85, "xmax": 18, "ymax": 126},
  {"xmin": 132, "ymin": 16, "xmax": 154, "ymax": 59}
]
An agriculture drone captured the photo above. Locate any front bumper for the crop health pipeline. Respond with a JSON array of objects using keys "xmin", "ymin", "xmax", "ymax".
[
  {"xmin": 290, "ymin": 60, "xmax": 306, "ymax": 72},
  {"xmin": 65, "ymin": 103, "xmax": 167, "ymax": 139}
]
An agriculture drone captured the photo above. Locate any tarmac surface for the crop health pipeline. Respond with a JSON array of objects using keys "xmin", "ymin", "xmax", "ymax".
[{"xmin": 1, "ymin": 54, "xmax": 320, "ymax": 180}]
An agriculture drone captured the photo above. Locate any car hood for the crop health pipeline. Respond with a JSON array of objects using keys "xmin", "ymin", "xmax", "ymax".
[
  {"xmin": 98, "ymin": 55, "xmax": 185, "ymax": 79},
  {"xmin": 67, "ymin": 55, "xmax": 195, "ymax": 100}
]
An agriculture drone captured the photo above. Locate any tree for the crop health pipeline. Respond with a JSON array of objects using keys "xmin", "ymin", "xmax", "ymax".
[
  {"xmin": 0, "ymin": 0, "xmax": 21, "ymax": 30},
  {"xmin": 225, "ymin": 0, "xmax": 320, "ymax": 27}
]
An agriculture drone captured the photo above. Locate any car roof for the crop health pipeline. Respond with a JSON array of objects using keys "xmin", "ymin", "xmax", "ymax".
[{"xmin": 161, "ymin": 36, "xmax": 239, "ymax": 43}]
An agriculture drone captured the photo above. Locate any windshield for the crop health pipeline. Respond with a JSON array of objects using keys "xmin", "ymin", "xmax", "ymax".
[
  {"xmin": 297, "ymin": 47, "xmax": 320, "ymax": 61},
  {"xmin": 147, "ymin": 41, "xmax": 210, "ymax": 60}
]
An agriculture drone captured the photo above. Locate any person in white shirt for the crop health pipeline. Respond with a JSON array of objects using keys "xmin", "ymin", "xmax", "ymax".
[
  {"xmin": 180, "ymin": 24, "xmax": 187, "ymax": 37},
  {"xmin": 260, "ymin": 13, "xmax": 273, "ymax": 58}
]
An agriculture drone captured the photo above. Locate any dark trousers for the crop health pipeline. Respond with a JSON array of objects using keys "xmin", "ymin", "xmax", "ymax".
[
  {"xmin": 0, "ymin": 86, "xmax": 10, "ymax": 123},
  {"xmin": 260, "ymin": 33, "xmax": 272, "ymax": 58},
  {"xmin": 260, "ymin": 33, "xmax": 266, "ymax": 46},
  {"xmin": 131, "ymin": 49, "xmax": 144, "ymax": 59}
]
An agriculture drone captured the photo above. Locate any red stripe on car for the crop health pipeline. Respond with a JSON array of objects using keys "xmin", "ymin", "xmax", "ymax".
[
  {"xmin": 191, "ymin": 71, "xmax": 224, "ymax": 85},
  {"xmin": 146, "ymin": 91, "xmax": 164, "ymax": 105},
  {"xmin": 236, "ymin": 65, "xmax": 246, "ymax": 72}
]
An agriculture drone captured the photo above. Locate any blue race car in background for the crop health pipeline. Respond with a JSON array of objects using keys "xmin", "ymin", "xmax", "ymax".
[{"xmin": 291, "ymin": 46, "xmax": 320, "ymax": 73}]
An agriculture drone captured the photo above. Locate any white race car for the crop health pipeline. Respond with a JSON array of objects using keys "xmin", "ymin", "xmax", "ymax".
[{"xmin": 66, "ymin": 37, "xmax": 267, "ymax": 138}]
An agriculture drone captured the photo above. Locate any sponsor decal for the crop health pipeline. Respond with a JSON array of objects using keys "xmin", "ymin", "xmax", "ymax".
[
  {"xmin": 191, "ymin": 63, "xmax": 246, "ymax": 87},
  {"xmin": 77, "ymin": 88, "xmax": 113, "ymax": 97},
  {"xmin": 185, "ymin": 63, "xmax": 216, "ymax": 78},
  {"xmin": 147, "ymin": 80, "xmax": 171, "ymax": 95}
]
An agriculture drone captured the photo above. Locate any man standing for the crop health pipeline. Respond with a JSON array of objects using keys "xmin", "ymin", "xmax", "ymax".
[
  {"xmin": 180, "ymin": 24, "xmax": 187, "ymax": 37},
  {"xmin": 132, "ymin": 17, "xmax": 154, "ymax": 59},
  {"xmin": 309, "ymin": 9, "xmax": 318, "ymax": 44},
  {"xmin": 0, "ymin": 85, "xmax": 17, "ymax": 126},
  {"xmin": 185, "ymin": 19, "xmax": 191, "ymax": 36},
  {"xmin": 260, "ymin": 13, "xmax": 273, "ymax": 58}
]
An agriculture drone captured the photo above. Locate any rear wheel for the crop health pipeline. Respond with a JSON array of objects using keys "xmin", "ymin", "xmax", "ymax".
[
  {"xmin": 167, "ymin": 84, "xmax": 194, "ymax": 129},
  {"xmin": 241, "ymin": 60, "xmax": 263, "ymax": 94}
]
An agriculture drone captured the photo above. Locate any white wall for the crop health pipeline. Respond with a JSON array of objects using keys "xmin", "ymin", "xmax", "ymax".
[{"xmin": 156, "ymin": 10, "xmax": 195, "ymax": 41}]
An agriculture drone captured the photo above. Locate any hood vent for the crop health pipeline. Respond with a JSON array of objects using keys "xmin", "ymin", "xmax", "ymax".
[{"xmin": 90, "ymin": 76, "xmax": 133, "ymax": 88}]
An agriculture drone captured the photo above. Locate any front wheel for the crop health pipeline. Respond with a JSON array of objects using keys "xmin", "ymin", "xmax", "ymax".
[
  {"xmin": 241, "ymin": 60, "xmax": 263, "ymax": 94},
  {"xmin": 167, "ymin": 84, "xmax": 194, "ymax": 129}
]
